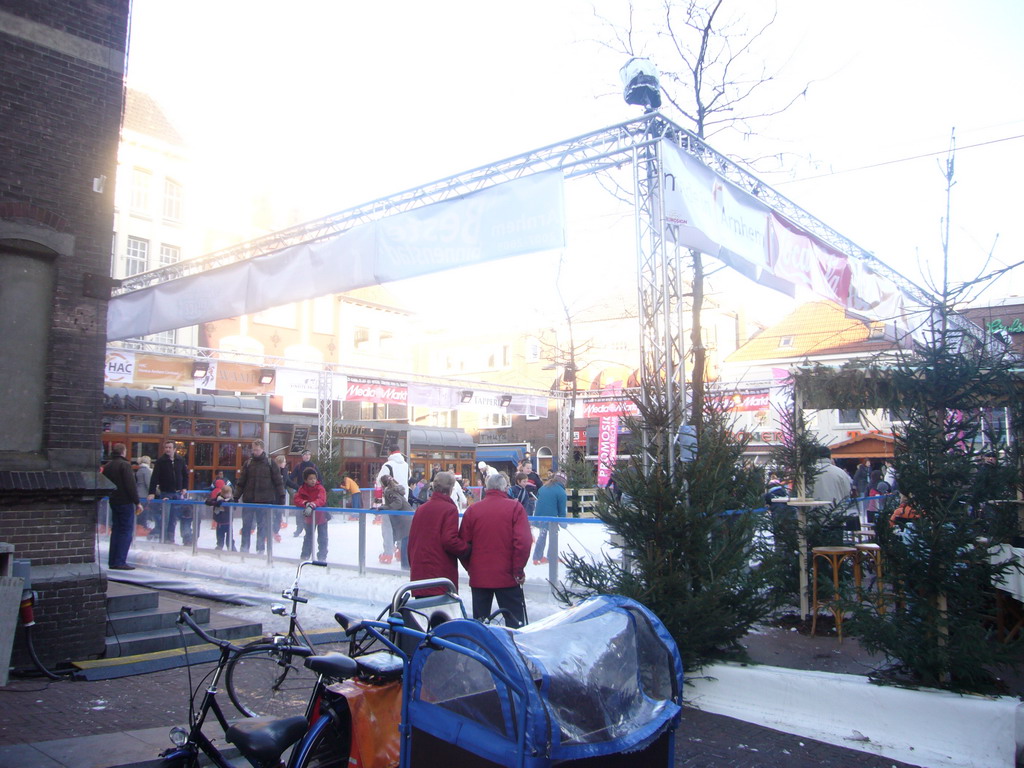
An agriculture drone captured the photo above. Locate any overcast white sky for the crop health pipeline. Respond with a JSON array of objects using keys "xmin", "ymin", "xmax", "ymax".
[{"xmin": 125, "ymin": 0, "xmax": 1024, "ymax": 325}]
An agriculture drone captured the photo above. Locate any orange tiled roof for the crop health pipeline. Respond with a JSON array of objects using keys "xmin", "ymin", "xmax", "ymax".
[{"xmin": 725, "ymin": 301, "xmax": 897, "ymax": 363}]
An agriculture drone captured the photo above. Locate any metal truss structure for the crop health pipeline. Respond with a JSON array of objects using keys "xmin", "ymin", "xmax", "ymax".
[{"xmin": 114, "ymin": 113, "xmax": 948, "ymax": 459}]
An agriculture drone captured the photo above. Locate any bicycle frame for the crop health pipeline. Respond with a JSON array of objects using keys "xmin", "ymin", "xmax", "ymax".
[{"xmin": 164, "ymin": 606, "xmax": 355, "ymax": 768}]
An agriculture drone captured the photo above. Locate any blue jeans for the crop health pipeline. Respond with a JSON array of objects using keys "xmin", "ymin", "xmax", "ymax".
[
  {"xmin": 165, "ymin": 496, "xmax": 193, "ymax": 545},
  {"xmin": 108, "ymin": 503, "xmax": 135, "ymax": 567},
  {"xmin": 533, "ymin": 522, "xmax": 561, "ymax": 561}
]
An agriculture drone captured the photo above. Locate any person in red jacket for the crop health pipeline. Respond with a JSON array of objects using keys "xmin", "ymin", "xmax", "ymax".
[
  {"xmin": 459, "ymin": 472, "xmax": 531, "ymax": 628},
  {"xmin": 294, "ymin": 467, "xmax": 329, "ymax": 561},
  {"xmin": 408, "ymin": 471, "xmax": 470, "ymax": 596}
]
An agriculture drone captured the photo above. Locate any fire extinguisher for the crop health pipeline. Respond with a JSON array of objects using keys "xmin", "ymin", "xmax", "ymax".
[{"xmin": 14, "ymin": 560, "xmax": 66, "ymax": 680}]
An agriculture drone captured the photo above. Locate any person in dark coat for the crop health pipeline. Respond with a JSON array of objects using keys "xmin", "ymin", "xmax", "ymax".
[
  {"xmin": 408, "ymin": 471, "xmax": 469, "ymax": 596},
  {"xmin": 459, "ymin": 472, "xmax": 531, "ymax": 627},
  {"xmin": 234, "ymin": 439, "xmax": 285, "ymax": 553},
  {"xmin": 105, "ymin": 442, "xmax": 142, "ymax": 570},
  {"xmin": 147, "ymin": 439, "xmax": 189, "ymax": 544}
]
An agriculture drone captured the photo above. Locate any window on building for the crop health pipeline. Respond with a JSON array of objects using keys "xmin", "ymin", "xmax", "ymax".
[
  {"xmin": 159, "ymin": 244, "xmax": 180, "ymax": 266},
  {"xmin": 481, "ymin": 412, "xmax": 512, "ymax": 429},
  {"xmin": 131, "ymin": 168, "xmax": 151, "ymax": 213},
  {"xmin": 163, "ymin": 178, "xmax": 183, "ymax": 221},
  {"xmin": 525, "ymin": 337, "xmax": 541, "ymax": 363},
  {"xmin": 354, "ymin": 326, "xmax": 371, "ymax": 349},
  {"xmin": 778, "ymin": 335, "xmax": 795, "ymax": 349},
  {"xmin": 145, "ymin": 330, "xmax": 176, "ymax": 351},
  {"xmin": 125, "ymin": 237, "xmax": 149, "ymax": 276},
  {"xmin": 837, "ymin": 408, "xmax": 860, "ymax": 425}
]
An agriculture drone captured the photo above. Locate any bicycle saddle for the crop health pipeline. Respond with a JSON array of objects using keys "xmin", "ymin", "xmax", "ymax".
[
  {"xmin": 355, "ymin": 651, "xmax": 404, "ymax": 682},
  {"xmin": 226, "ymin": 715, "xmax": 308, "ymax": 766},
  {"xmin": 304, "ymin": 652, "xmax": 358, "ymax": 679}
]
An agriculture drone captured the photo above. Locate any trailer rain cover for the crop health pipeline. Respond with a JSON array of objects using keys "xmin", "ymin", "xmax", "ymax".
[{"xmin": 407, "ymin": 595, "xmax": 683, "ymax": 764}]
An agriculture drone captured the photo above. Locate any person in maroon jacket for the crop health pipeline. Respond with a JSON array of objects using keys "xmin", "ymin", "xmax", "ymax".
[
  {"xmin": 408, "ymin": 471, "xmax": 469, "ymax": 596},
  {"xmin": 459, "ymin": 472, "xmax": 531, "ymax": 628}
]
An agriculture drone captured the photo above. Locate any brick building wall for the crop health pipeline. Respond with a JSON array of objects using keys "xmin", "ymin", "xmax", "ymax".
[{"xmin": 0, "ymin": 1, "xmax": 130, "ymax": 668}]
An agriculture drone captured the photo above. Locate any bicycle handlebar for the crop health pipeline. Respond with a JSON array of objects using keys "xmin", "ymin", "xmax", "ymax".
[{"xmin": 176, "ymin": 606, "xmax": 247, "ymax": 655}]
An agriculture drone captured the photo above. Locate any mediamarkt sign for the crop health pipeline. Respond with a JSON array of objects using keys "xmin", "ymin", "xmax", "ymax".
[
  {"xmin": 582, "ymin": 400, "xmax": 639, "ymax": 419},
  {"xmin": 345, "ymin": 377, "xmax": 407, "ymax": 405}
]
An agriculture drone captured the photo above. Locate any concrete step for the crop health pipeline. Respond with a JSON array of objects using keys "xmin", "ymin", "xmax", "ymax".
[
  {"xmin": 106, "ymin": 581, "xmax": 160, "ymax": 613},
  {"xmin": 103, "ymin": 612, "xmax": 263, "ymax": 658},
  {"xmin": 106, "ymin": 596, "xmax": 210, "ymax": 636}
]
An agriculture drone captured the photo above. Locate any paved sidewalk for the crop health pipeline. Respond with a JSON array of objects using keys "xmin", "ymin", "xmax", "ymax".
[{"xmin": 0, "ymin": 661, "xmax": 923, "ymax": 768}]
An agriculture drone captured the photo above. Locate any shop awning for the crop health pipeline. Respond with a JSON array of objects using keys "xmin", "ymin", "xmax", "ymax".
[
  {"xmin": 476, "ymin": 444, "xmax": 527, "ymax": 465},
  {"xmin": 408, "ymin": 427, "xmax": 474, "ymax": 449}
]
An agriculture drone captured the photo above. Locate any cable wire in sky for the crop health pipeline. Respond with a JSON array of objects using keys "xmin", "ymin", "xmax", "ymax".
[{"xmin": 777, "ymin": 133, "xmax": 1024, "ymax": 186}]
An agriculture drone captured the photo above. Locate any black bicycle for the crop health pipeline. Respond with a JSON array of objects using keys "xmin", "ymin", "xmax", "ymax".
[
  {"xmin": 226, "ymin": 560, "xmax": 346, "ymax": 718},
  {"xmin": 161, "ymin": 606, "xmax": 362, "ymax": 768}
]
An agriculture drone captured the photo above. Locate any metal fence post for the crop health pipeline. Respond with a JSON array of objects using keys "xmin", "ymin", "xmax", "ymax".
[
  {"xmin": 358, "ymin": 512, "xmax": 366, "ymax": 576},
  {"xmin": 191, "ymin": 501, "xmax": 199, "ymax": 556},
  {"xmin": 548, "ymin": 523, "xmax": 559, "ymax": 583},
  {"xmin": 265, "ymin": 507, "xmax": 274, "ymax": 565}
]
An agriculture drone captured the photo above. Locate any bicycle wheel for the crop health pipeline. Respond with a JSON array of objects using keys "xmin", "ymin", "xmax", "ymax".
[
  {"xmin": 226, "ymin": 641, "xmax": 317, "ymax": 718},
  {"xmin": 293, "ymin": 702, "xmax": 352, "ymax": 768}
]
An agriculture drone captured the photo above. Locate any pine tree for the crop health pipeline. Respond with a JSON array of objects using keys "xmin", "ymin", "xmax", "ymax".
[
  {"xmin": 555, "ymin": 390, "xmax": 776, "ymax": 670},
  {"xmin": 835, "ymin": 330, "xmax": 1023, "ymax": 691}
]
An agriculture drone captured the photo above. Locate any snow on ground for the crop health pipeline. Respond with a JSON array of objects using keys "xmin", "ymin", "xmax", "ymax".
[{"xmin": 101, "ymin": 506, "xmax": 616, "ymax": 633}]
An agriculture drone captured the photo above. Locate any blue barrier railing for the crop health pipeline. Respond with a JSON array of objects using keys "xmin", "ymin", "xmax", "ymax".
[{"xmin": 97, "ymin": 490, "xmax": 897, "ymax": 582}]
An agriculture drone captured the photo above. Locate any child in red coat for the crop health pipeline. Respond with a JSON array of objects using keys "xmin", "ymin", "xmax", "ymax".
[{"xmin": 294, "ymin": 468, "xmax": 329, "ymax": 561}]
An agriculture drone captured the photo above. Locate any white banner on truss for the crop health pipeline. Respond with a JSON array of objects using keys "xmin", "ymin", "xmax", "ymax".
[
  {"xmin": 107, "ymin": 171, "xmax": 566, "ymax": 340},
  {"xmin": 273, "ymin": 368, "xmax": 346, "ymax": 400},
  {"xmin": 405, "ymin": 384, "xmax": 548, "ymax": 416},
  {"xmin": 658, "ymin": 141, "xmax": 911, "ymax": 336}
]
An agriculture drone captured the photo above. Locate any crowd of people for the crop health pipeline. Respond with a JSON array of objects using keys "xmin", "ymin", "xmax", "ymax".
[
  {"xmin": 105, "ymin": 442, "xmax": 566, "ymax": 627},
  {"xmin": 766, "ymin": 447, "xmax": 929, "ymax": 529}
]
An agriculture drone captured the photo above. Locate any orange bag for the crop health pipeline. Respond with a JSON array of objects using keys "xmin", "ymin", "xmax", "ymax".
[{"xmin": 330, "ymin": 679, "xmax": 402, "ymax": 768}]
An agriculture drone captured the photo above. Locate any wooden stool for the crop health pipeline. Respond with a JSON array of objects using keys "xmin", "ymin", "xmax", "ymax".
[{"xmin": 811, "ymin": 546, "xmax": 857, "ymax": 641}]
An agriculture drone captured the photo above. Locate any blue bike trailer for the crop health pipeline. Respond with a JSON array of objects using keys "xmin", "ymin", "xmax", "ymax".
[{"xmin": 401, "ymin": 595, "xmax": 684, "ymax": 768}]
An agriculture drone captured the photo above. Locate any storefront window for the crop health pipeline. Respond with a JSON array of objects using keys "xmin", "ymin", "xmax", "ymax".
[
  {"xmin": 128, "ymin": 415, "xmax": 163, "ymax": 434},
  {"xmin": 219, "ymin": 443, "xmax": 238, "ymax": 466},
  {"xmin": 193, "ymin": 442, "xmax": 214, "ymax": 466},
  {"xmin": 219, "ymin": 421, "xmax": 239, "ymax": 437},
  {"xmin": 103, "ymin": 414, "xmax": 127, "ymax": 433},
  {"xmin": 240, "ymin": 421, "xmax": 261, "ymax": 439},
  {"xmin": 169, "ymin": 418, "xmax": 193, "ymax": 436},
  {"xmin": 133, "ymin": 441, "xmax": 160, "ymax": 462},
  {"xmin": 195, "ymin": 419, "xmax": 218, "ymax": 437},
  {"xmin": 193, "ymin": 469, "xmax": 213, "ymax": 489}
]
